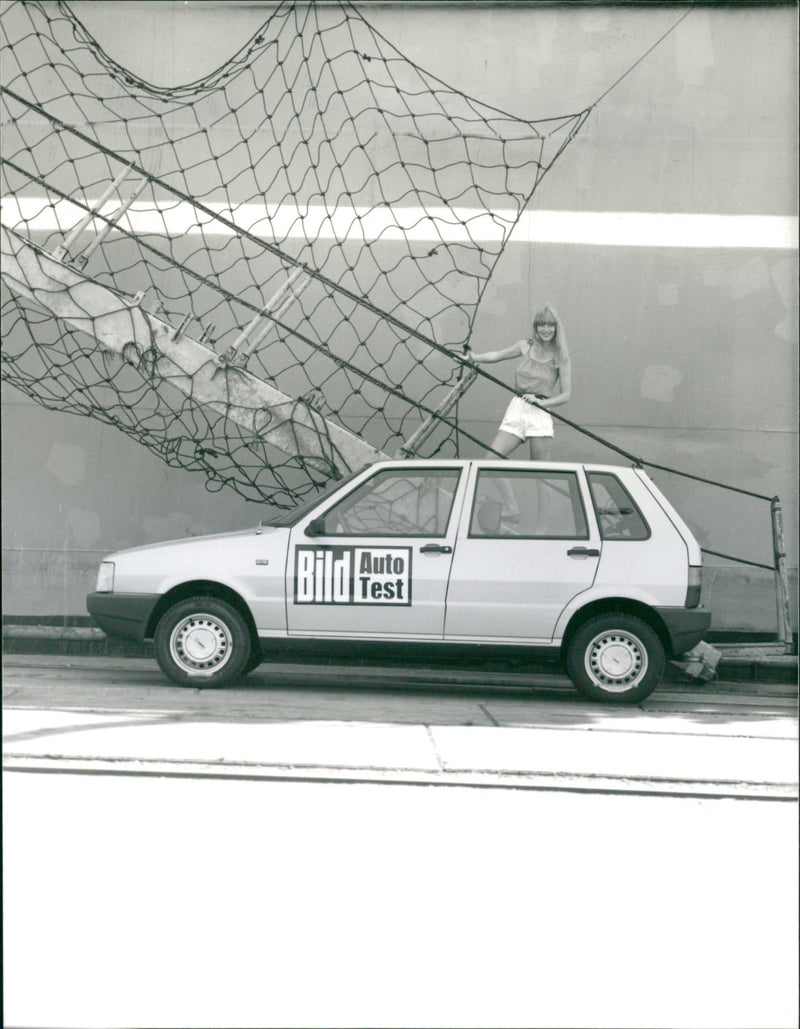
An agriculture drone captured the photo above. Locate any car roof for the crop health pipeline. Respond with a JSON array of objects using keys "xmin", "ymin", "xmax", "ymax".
[{"xmin": 371, "ymin": 458, "xmax": 642, "ymax": 474}]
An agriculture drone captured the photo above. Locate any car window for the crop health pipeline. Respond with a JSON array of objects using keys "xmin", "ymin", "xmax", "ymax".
[
  {"xmin": 318, "ymin": 468, "xmax": 461, "ymax": 536},
  {"xmin": 266, "ymin": 466, "xmax": 368, "ymax": 527},
  {"xmin": 587, "ymin": 472, "xmax": 651, "ymax": 540},
  {"xmin": 470, "ymin": 470, "xmax": 589, "ymax": 539}
]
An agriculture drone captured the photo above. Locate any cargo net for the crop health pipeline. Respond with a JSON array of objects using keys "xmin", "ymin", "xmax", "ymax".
[{"xmin": 0, "ymin": 0, "xmax": 588, "ymax": 507}]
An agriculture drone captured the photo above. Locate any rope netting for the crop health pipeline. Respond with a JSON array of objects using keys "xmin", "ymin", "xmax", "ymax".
[{"xmin": 0, "ymin": 0, "xmax": 589, "ymax": 507}]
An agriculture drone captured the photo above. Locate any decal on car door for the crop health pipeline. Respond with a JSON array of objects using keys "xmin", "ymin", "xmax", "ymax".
[{"xmin": 294, "ymin": 546, "xmax": 413, "ymax": 605}]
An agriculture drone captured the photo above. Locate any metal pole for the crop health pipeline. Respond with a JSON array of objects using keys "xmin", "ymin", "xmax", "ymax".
[
  {"xmin": 74, "ymin": 177, "xmax": 149, "ymax": 267},
  {"xmin": 217, "ymin": 268, "xmax": 310, "ymax": 366},
  {"xmin": 770, "ymin": 496, "xmax": 795, "ymax": 655},
  {"xmin": 395, "ymin": 366, "xmax": 477, "ymax": 458},
  {"xmin": 243, "ymin": 273, "xmax": 311, "ymax": 356},
  {"xmin": 52, "ymin": 166, "xmax": 131, "ymax": 260}
]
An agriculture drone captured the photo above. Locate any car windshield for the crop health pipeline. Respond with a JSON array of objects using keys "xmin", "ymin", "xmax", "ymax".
[{"xmin": 260, "ymin": 466, "xmax": 370, "ymax": 528}]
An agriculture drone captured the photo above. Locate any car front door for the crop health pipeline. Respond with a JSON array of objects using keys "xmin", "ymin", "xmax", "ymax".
[
  {"xmin": 444, "ymin": 465, "xmax": 601, "ymax": 641},
  {"xmin": 286, "ymin": 465, "xmax": 465, "ymax": 638}
]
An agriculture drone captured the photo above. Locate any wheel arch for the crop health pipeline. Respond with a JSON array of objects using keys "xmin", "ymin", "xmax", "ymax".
[
  {"xmin": 145, "ymin": 580, "xmax": 258, "ymax": 648},
  {"xmin": 560, "ymin": 598, "xmax": 672, "ymax": 662}
]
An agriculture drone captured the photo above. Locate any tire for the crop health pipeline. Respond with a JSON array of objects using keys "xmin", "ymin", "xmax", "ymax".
[
  {"xmin": 565, "ymin": 613, "xmax": 665, "ymax": 704},
  {"xmin": 241, "ymin": 648, "xmax": 263, "ymax": 676},
  {"xmin": 154, "ymin": 597, "xmax": 252, "ymax": 687}
]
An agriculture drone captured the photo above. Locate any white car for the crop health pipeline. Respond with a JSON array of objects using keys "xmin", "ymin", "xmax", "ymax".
[{"xmin": 88, "ymin": 460, "xmax": 711, "ymax": 703}]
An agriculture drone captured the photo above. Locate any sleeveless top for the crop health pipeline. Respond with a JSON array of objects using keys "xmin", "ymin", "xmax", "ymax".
[{"xmin": 514, "ymin": 339, "xmax": 560, "ymax": 397}]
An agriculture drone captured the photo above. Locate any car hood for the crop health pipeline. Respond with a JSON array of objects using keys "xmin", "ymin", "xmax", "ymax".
[{"xmin": 105, "ymin": 524, "xmax": 286, "ymax": 561}]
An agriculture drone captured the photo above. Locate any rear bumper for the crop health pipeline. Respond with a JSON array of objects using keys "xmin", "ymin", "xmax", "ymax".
[
  {"xmin": 655, "ymin": 607, "xmax": 712, "ymax": 657},
  {"xmin": 86, "ymin": 592, "xmax": 161, "ymax": 642}
]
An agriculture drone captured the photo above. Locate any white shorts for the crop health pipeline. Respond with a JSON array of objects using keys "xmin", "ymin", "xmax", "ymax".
[{"xmin": 498, "ymin": 395, "xmax": 554, "ymax": 440}]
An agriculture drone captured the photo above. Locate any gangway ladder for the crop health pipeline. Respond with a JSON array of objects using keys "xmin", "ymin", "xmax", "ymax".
[
  {"xmin": 51, "ymin": 165, "xmax": 148, "ymax": 270},
  {"xmin": 1, "ymin": 218, "xmax": 389, "ymax": 478},
  {"xmin": 215, "ymin": 266, "xmax": 312, "ymax": 370},
  {"xmin": 395, "ymin": 362, "xmax": 478, "ymax": 459}
]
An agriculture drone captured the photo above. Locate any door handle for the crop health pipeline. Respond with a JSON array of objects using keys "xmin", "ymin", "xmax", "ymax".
[
  {"xmin": 567, "ymin": 546, "xmax": 600, "ymax": 558},
  {"xmin": 420, "ymin": 543, "xmax": 452, "ymax": 555}
]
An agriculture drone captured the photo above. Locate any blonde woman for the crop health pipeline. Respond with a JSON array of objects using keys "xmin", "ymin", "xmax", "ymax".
[{"xmin": 470, "ymin": 304, "xmax": 571, "ymax": 460}]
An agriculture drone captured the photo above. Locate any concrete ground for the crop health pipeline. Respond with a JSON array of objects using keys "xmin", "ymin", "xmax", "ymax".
[{"xmin": 3, "ymin": 653, "xmax": 797, "ymax": 800}]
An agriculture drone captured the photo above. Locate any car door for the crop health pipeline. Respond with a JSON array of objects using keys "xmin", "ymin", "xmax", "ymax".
[
  {"xmin": 286, "ymin": 465, "xmax": 465, "ymax": 638},
  {"xmin": 444, "ymin": 464, "xmax": 601, "ymax": 642}
]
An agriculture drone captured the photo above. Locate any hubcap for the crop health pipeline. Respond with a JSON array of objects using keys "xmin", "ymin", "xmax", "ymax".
[
  {"xmin": 585, "ymin": 630, "xmax": 647, "ymax": 693},
  {"xmin": 170, "ymin": 614, "xmax": 232, "ymax": 676}
]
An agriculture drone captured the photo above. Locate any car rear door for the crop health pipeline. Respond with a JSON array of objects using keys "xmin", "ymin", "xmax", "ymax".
[
  {"xmin": 444, "ymin": 464, "xmax": 601, "ymax": 642},
  {"xmin": 286, "ymin": 465, "xmax": 466, "ymax": 638}
]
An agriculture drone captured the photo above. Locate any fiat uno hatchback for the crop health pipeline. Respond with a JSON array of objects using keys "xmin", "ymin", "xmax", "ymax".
[{"xmin": 88, "ymin": 460, "xmax": 711, "ymax": 703}]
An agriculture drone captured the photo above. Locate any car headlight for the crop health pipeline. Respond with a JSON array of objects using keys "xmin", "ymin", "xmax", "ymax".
[{"xmin": 95, "ymin": 561, "xmax": 115, "ymax": 593}]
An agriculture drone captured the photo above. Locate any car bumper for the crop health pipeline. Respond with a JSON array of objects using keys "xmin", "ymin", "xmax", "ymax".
[
  {"xmin": 86, "ymin": 592, "xmax": 162, "ymax": 642},
  {"xmin": 655, "ymin": 607, "xmax": 712, "ymax": 657}
]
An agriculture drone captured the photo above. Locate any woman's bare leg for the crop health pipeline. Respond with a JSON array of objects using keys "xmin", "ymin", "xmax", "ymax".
[
  {"xmin": 529, "ymin": 436, "xmax": 553, "ymax": 460},
  {"xmin": 485, "ymin": 430, "xmax": 521, "ymax": 459},
  {"xmin": 484, "ymin": 431, "xmax": 522, "ymax": 520},
  {"xmin": 528, "ymin": 435, "xmax": 554, "ymax": 529}
]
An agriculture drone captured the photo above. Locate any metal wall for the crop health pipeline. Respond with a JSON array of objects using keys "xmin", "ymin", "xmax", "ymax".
[{"xmin": 2, "ymin": 1, "xmax": 797, "ymax": 630}]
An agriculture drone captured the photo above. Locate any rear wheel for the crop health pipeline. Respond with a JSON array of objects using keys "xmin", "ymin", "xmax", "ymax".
[
  {"xmin": 154, "ymin": 597, "xmax": 252, "ymax": 687},
  {"xmin": 566, "ymin": 613, "xmax": 665, "ymax": 704}
]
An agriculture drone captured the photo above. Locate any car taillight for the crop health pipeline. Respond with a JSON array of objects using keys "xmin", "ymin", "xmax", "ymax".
[{"xmin": 685, "ymin": 565, "xmax": 702, "ymax": 608}]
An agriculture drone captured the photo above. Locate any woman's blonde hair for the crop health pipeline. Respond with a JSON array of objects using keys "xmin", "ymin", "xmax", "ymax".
[{"xmin": 532, "ymin": 305, "xmax": 569, "ymax": 362}]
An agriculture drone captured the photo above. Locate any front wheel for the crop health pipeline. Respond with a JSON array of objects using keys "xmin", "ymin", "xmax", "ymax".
[
  {"xmin": 565, "ymin": 613, "xmax": 665, "ymax": 704},
  {"xmin": 241, "ymin": 647, "xmax": 263, "ymax": 676},
  {"xmin": 154, "ymin": 597, "xmax": 252, "ymax": 687}
]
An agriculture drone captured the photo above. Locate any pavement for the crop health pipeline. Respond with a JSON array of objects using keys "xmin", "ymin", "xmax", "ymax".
[{"xmin": 3, "ymin": 652, "xmax": 797, "ymax": 801}]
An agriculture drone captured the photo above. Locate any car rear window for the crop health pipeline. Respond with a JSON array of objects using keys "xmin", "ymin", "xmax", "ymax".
[
  {"xmin": 470, "ymin": 469, "xmax": 589, "ymax": 539},
  {"xmin": 588, "ymin": 472, "xmax": 651, "ymax": 540}
]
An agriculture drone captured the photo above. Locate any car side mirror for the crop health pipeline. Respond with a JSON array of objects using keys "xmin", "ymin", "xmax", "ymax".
[{"xmin": 305, "ymin": 517, "xmax": 326, "ymax": 537}]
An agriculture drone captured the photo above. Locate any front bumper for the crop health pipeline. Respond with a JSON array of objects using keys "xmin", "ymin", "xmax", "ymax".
[
  {"xmin": 86, "ymin": 592, "xmax": 162, "ymax": 642},
  {"xmin": 654, "ymin": 607, "xmax": 712, "ymax": 657}
]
